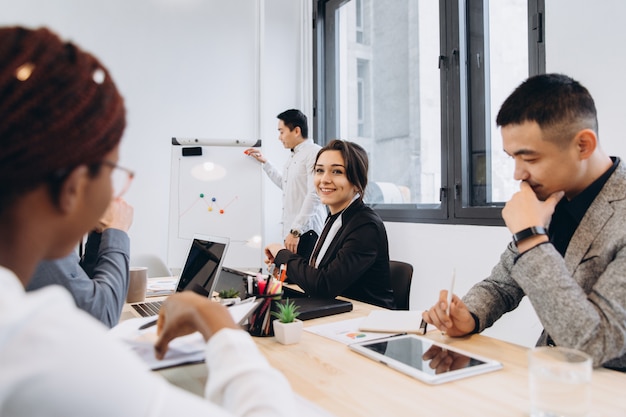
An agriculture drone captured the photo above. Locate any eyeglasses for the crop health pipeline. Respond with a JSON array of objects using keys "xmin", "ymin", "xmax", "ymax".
[{"xmin": 102, "ymin": 160, "xmax": 135, "ymax": 198}]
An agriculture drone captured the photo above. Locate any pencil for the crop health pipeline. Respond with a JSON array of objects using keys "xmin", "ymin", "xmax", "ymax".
[{"xmin": 261, "ymin": 299, "xmax": 272, "ymax": 335}]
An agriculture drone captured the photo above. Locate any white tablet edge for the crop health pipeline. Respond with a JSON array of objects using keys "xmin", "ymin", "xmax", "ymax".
[{"xmin": 349, "ymin": 334, "xmax": 503, "ymax": 385}]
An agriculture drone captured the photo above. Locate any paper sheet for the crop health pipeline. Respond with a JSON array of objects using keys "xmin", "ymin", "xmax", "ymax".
[
  {"xmin": 146, "ymin": 277, "xmax": 178, "ymax": 297},
  {"xmin": 110, "ymin": 299, "xmax": 260, "ymax": 370},
  {"xmin": 110, "ymin": 316, "xmax": 205, "ymax": 370},
  {"xmin": 304, "ymin": 317, "xmax": 398, "ymax": 345},
  {"xmin": 358, "ymin": 310, "xmax": 425, "ymax": 334}
]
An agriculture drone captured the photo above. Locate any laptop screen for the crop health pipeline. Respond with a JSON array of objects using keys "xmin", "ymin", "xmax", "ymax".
[{"xmin": 176, "ymin": 235, "xmax": 229, "ymax": 297}]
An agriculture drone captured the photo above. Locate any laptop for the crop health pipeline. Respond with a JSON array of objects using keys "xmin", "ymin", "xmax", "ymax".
[
  {"xmin": 219, "ymin": 266, "xmax": 353, "ymax": 320},
  {"xmin": 128, "ymin": 234, "xmax": 230, "ymax": 318}
]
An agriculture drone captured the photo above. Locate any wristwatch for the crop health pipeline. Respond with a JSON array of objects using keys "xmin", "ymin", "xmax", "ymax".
[
  {"xmin": 289, "ymin": 229, "xmax": 302, "ymax": 238},
  {"xmin": 512, "ymin": 226, "xmax": 548, "ymax": 246}
]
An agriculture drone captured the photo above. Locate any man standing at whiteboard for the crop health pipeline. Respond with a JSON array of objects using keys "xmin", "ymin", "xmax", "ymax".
[{"xmin": 245, "ymin": 109, "xmax": 326, "ymax": 260}]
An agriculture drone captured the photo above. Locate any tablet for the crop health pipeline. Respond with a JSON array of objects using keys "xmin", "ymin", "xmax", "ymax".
[{"xmin": 349, "ymin": 334, "xmax": 502, "ymax": 384}]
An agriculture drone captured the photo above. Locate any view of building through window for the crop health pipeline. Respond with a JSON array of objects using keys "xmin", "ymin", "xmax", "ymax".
[
  {"xmin": 487, "ymin": 0, "xmax": 528, "ymax": 202},
  {"xmin": 336, "ymin": 0, "xmax": 441, "ymax": 205},
  {"xmin": 333, "ymin": 0, "xmax": 527, "ymax": 206}
]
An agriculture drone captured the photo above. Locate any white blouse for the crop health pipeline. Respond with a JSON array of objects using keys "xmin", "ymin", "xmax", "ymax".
[{"xmin": 0, "ymin": 266, "xmax": 294, "ymax": 416}]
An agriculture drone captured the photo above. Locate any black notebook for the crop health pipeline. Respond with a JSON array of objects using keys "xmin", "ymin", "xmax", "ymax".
[{"xmin": 280, "ymin": 286, "xmax": 353, "ymax": 320}]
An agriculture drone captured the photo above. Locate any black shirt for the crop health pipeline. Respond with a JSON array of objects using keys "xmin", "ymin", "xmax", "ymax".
[{"xmin": 549, "ymin": 157, "xmax": 620, "ymax": 256}]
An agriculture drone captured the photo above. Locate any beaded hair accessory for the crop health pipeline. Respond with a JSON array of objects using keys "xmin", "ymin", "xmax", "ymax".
[
  {"xmin": 15, "ymin": 61, "xmax": 106, "ymax": 85},
  {"xmin": 14, "ymin": 62, "xmax": 35, "ymax": 81}
]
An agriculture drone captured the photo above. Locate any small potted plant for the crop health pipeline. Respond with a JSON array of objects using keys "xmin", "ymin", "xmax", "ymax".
[
  {"xmin": 217, "ymin": 288, "xmax": 240, "ymax": 306},
  {"xmin": 271, "ymin": 298, "xmax": 303, "ymax": 345}
]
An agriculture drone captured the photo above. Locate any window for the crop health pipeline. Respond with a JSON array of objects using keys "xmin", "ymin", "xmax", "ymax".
[{"xmin": 314, "ymin": 0, "xmax": 545, "ymax": 225}]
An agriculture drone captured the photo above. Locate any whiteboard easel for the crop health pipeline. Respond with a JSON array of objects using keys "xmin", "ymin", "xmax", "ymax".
[{"xmin": 167, "ymin": 140, "xmax": 263, "ymax": 271}]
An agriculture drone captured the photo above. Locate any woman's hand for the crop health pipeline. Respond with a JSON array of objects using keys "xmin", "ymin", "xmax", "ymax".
[{"xmin": 154, "ymin": 292, "xmax": 238, "ymax": 359}]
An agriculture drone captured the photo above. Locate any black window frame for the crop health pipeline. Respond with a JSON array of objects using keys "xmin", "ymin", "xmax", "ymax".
[{"xmin": 313, "ymin": 0, "xmax": 545, "ymax": 226}]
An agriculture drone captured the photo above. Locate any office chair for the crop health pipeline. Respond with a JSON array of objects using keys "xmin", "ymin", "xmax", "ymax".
[
  {"xmin": 389, "ymin": 260, "xmax": 413, "ymax": 310},
  {"xmin": 130, "ymin": 253, "xmax": 172, "ymax": 278}
]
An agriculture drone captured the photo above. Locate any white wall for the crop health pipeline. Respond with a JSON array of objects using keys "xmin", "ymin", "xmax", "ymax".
[
  {"xmin": 2, "ymin": 1, "xmax": 621, "ymax": 348},
  {"xmin": 545, "ymin": 0, "xmax": 626, "ymax": 159},
  {"xmin": 386, "ymin": 223, "xmax": 545, "ymax": 346},
  {"xmin": 1, "ymin": 0, "xmax": 299, "ymax": 264}
]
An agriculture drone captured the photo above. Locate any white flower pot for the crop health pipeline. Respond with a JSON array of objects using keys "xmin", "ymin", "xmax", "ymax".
[{"xmin": 273, "ymin": 319, "xmax": 303, "ymax": 345}]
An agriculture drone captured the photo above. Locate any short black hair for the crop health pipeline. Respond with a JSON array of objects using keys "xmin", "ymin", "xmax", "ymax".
[
  {"xmin": 496, "ymin": 73, "xmax": 598, "ymax": 144},
  {"xmin": 277, "ymin": 109, "xmax": 308, "ymax": 139}
]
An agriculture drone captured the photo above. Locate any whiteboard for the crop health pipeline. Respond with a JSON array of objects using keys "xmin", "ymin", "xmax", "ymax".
[{"xmin": 168, "ymin": 143, "xmax": 263, "ymax": 271}]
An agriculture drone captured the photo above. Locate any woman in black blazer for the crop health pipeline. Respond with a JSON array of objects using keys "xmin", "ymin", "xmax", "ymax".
[{"xmin": 265, "ymin": 139, "xmax": 395, "ymax": 309}]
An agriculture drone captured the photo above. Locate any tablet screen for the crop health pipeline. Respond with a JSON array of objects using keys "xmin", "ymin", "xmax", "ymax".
[{"xmin": 350, "ymin": 334, "xmax": 502, "ymax": 384}]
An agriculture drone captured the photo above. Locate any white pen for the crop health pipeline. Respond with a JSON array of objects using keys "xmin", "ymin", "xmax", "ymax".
[
  {"xmin": 446, "ymin": 267, "xmax": 456, "ymax": 317},
  {"xmin": 442, "ymin": 268, "xmax": 456, "ymax": 335}
]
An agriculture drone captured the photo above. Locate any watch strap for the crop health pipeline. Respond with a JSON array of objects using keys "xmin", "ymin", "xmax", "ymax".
[{"xmin": 512, "ymin": 226, "xmax": 548, "ymax": 245}]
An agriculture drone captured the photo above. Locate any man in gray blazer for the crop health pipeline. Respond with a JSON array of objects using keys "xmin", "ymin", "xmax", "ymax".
[{"xmin": 423, "ymin": 74, "xmax": 626, "ymax": 371}]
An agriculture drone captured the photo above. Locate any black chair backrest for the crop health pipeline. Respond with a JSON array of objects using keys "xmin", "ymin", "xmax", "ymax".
[{"xmin": 389, "ymin": 260, "xmax": 413, "ymax": 310}]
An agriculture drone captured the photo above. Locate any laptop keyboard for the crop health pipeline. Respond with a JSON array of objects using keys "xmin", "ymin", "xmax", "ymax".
[{"xmin": 131, "ymin": 300, "xmax": 163, "ymax": 317}]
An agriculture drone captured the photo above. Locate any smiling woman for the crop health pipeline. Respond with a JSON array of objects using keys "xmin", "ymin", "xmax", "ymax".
[
  {"xmin": 264, "ymin": 139, "xmax": 396, "ymax": 309},
  {"xmin": 314, "ymin": 140, "xmax": 368, "ymax": 215}
]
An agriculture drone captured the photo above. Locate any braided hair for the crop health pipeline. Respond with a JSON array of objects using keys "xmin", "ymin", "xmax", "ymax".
[{"xmin": 0, "ymin": 26, "xmax": 126, "ymax": 211}]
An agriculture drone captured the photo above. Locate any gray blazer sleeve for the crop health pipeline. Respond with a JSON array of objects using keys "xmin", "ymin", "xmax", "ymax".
[
  {"xmin": 464, "ymin": 164, "xmax": 626, "ymax": 369},
  {"xmin": 462, "ymin": 243, "xmax": 525, "ymax": 332},
  {"xmin": 27, "ymin": 229, "xmax": 130, "ymax": 328},
  {"xmin": 514, "ymin": 242, "xmax": 626, "ymax": 369}
]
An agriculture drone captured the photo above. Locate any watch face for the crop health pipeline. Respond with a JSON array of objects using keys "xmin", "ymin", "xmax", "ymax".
[{"xmin": 290, "ymin": 230, "xmax": 300, "ymax": 237}]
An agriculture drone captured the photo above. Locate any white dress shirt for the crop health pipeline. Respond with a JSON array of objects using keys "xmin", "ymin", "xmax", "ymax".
[
  {"xmin": 262, "ymin": 139, "xmax": 326, "ymax": 237},
  {"xmin": 0, "ymin": 266, "xmax": 294, "ymax": 416}
]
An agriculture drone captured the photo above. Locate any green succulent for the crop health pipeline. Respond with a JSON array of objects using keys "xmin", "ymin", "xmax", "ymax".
[
  {"xmin": 218, "ymin": 288, "xmax": 240, "ymax": 299},
  {"xmin": 271, "ymin": 298, "xmax": 301, "ymax": 323}
]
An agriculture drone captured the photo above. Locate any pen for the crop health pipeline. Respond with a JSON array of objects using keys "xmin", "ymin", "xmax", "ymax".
[
  {"xmin": 442, "ymin": 268, "xmax": 456, "ymax": 335},
  {"xmin": 264, "ymin": 274, "xmax": 272, "ymax": 295},
  {"xmin": 279, "ymin": 264, "xmax": 287, "ymax": 283},
  {"xmin": 139, "ymin": 319, "xmax": 157, "ymax": 330},
  {"xmin": 419, "ymin": 318, "xmax": 428, "ymax": 335},
  {"xmin": 446, "ymin": 268, "xmax": 456, "ymax": 317},
  {"xmin": 139, "ymin": 296, "xmax": 259, "ymax": 330}
]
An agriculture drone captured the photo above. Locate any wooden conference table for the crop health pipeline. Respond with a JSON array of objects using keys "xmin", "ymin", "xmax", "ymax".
[{"xmin": 153, "ymin": 297, "xmax": 625, "ymax": 417}]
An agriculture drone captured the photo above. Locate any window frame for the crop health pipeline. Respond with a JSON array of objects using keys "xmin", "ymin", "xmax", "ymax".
[{"xmin": 313, "ymin": 0, "xmax": 545, "ymax": 226}]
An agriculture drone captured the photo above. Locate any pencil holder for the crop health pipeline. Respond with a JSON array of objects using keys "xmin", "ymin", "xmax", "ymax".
[
  {"xmin": 246, "ymin": 293, "xmax": 283, "ymax": 337},
  {"xmin": 243, "ymin": 273, "xmax": 283, "ymax": 298}
]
